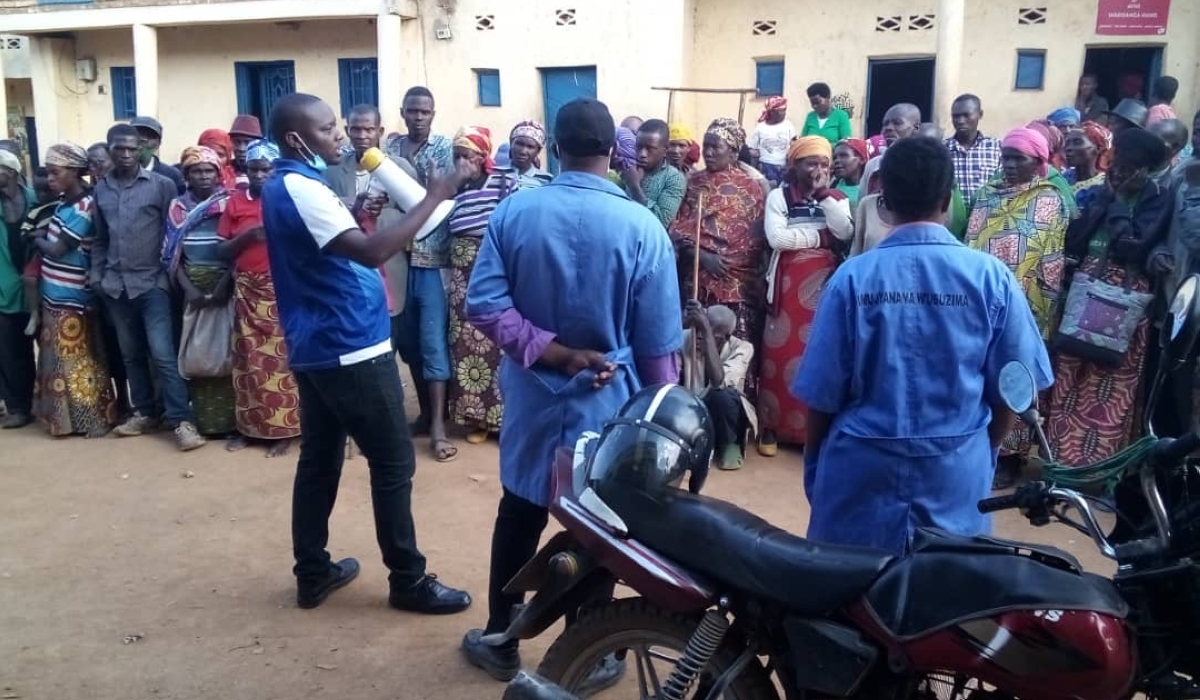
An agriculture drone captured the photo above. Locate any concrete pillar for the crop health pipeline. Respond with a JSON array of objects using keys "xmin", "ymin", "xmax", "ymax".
[
  {"xmin": 376, "ymin": 10, "xmax": 403, "ymax": 136},
  {"xmin": 932, "ymin": 0, "xmax": 965, "ymax": 128},
  {"xmin": 132, "ymin": 23, "xmax": 158, "ymax": 117},
  {"xmin": 28, "ymin": 36, "xmax": 61, "ymax": 151},
  {"xmin": 0, "ymin": 44, "xmax": 8, "ymax": 143}
]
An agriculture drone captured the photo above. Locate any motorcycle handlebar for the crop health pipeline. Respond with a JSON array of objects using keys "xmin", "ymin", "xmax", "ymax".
[
  {"xmin": 977, "ymin": 493, "xmax": 1021, "ymax": 513},
  {"xmin": 1151, "ymin": 431, "xmax": 1200, "ymax": 469}
]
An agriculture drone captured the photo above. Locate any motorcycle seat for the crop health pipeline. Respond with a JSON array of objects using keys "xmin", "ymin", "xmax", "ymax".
[{"xmin": 605, "ymin": 487, "xmax": 893, "ymax": 616}]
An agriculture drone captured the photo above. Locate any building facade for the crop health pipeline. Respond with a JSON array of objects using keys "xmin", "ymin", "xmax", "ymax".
[{"xmin": 1, "ymin": 0, "xmax": 1196, "ymax": 166}]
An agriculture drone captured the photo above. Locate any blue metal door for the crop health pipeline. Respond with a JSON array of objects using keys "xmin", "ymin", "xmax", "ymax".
[
  {"xmin": 234, "ymin": 61, "xmax": 296, "ymax": 137},
  {"xmin": 540, "ymin": 66, "xmax": 598, "ymax": 174}
]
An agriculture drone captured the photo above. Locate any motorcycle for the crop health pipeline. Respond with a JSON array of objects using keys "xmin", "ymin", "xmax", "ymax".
[{"xmin": 486, "ymin": 272, "xmax": 1200, "ymax": 700}]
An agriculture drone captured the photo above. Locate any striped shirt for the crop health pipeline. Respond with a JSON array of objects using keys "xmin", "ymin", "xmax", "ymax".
[
  {"xmin": 448, "ymin": 167, "xmax": 551, "ymax": 238},
  {"xmin": 41, "ymin": 195, "xmax": 96, "ymax": 310}
]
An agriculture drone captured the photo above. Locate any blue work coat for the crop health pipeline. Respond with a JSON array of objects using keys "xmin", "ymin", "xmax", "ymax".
[
  {"xmin": 467, "ymin": 172, "xmax": 683, "ymax": 507},
  {"xmin": 792, "ymin": 223, "xmax": 1053, "ymax": 554}
]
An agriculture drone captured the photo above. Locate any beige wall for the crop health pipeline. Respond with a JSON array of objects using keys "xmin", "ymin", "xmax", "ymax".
[
  {"xmin": 394, "ymin": 0, "xmax": 690, "ymax": 138},
  {"xmin": 687, "ymin": 0, "xmax": 1198, "ymax": 139},
  {"xmin": 58, "ymin": 20, "xmax": 376, "ymax": 158}
]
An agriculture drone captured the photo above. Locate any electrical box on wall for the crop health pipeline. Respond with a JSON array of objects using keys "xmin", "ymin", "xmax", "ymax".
[
  {"xmin": 434, "ymin": 19, "xmax": 452, "ymax": 40},
  {"xmin": 75, "ymin": 58, "xmax": 97, "ymax": 82}
]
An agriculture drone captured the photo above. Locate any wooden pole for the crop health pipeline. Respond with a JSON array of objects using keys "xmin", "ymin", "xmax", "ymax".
[
  {"xmin": 689, "ymin": 193, "xmax": 704, "ymax": 386},
  {"xmin": 667, "ymin": 89, "xmax": 676, "ymax": 123},
  {"xmin": 737, "ymin": 93, "xmax": 747, "ymax": 125}
]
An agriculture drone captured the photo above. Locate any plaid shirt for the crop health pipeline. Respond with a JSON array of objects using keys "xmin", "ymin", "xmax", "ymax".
[{"xmin": 944, "ymin": 133, "xmax": 1002, "ymax": 201}]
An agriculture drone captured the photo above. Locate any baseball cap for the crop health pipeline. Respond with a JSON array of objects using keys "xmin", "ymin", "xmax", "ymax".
[
  {"xmin": 554, "ymin": 98, "xmax": 615, "ymax": 158},
  {"xmin": 129, "ymin": 115, "xmax": 163, "ymax": 137}
]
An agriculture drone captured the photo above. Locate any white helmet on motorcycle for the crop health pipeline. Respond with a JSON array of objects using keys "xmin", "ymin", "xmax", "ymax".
[{"xmin": 588, "ymin": 383, "xmax": 713, "ymax": 499}]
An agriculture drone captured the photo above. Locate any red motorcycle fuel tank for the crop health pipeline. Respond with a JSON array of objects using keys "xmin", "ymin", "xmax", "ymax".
[{"xmin": 899, "ymin": 609, "xmax": 1134, "ymax": 700}]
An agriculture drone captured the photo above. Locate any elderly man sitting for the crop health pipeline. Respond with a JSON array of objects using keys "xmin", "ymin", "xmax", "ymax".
[{"xmin": 681, "ymin": 300, "xmax": 757, "ymax": 471}]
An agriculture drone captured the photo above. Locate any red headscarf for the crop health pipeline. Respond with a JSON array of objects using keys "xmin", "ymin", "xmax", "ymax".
[
  {"xmin": 197, "ymin": 128, "xmax": 238, "ymax": 191},
  {"xmin": 1075, "ymin": 121, "xmax": 1113, "ymax": 172},
  {"xmin": 836, "ymin": 138, "xmax": 870, "ymax": 164},
  {"xmin": 758, "ymin": 96, "xmax": 788, "ymax": 123},
  {"xmin": 453, "ymin": 126, "xmax": 495, "ymax": 173}
]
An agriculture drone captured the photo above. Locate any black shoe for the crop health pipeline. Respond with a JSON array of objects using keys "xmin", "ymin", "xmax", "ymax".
[
  {"xmin": 389, "ymin": 574, "xmax": 472, "ymax": 615},
  {"xmin": 297, "ymin": 557, "xmax": 360, "ymax": 609},
  {"xmin": 992, "ymin": 456, "xmax": 1022, "ymax": 491},
  {"xmin": 462, "ymin": 628, "xmax": 521, "ymax": 681},
  {"xmin": 575, "ymin": 653, "xmax": 627, "ymax": 698},
  {"xmin": 1, "ymin": 413, "xmax": 33, "ymax": 429}
]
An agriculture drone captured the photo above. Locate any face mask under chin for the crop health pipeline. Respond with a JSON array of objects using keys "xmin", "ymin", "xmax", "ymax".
[{"xmin": 293, "ymin": 135, "xmax": 328, "ymax": 172}]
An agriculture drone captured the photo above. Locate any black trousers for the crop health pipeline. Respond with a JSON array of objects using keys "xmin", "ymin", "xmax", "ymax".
[
  {"xmin": 485, "ymin": 488, "xmax": 549, "ymax": 635},
  {"xmin": 0, "ymin": 311, "xmax": 34, "ymax": 415},
  {"xmin": 704, "ymin": 387, "xmax": 746, "ymax": 450},
  {"xmin": 291, "ymin": 353, "xmax": 427, "ymax": 588}
]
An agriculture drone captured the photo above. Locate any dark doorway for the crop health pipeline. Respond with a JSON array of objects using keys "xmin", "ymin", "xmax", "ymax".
[
  {"xmin": 25, "ymin": 116, "xmax": 39, "ymax": 171},
  {"xmin": 1082, "ymin": 46, "xmax": 1164, "ymax": 106},
  {"xmin": 234, "ymin": 61, "xmax": 297, "ymax": 138},
  {"xmin": 540, "ymin": 66, "xmax": 598, "ymax": 174},
  {"xmin": 864, "ymin": 57, "xmax": 935, "ymax": 137}
]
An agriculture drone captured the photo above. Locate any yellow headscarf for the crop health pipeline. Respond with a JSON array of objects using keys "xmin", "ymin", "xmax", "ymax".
[
  {"xmin": 786, "ymin": 136, "xmax": 832, "ymax": 166},
  {"xmin": 668, "ymin": 123, "xmax": 694, "ymax": 143}
]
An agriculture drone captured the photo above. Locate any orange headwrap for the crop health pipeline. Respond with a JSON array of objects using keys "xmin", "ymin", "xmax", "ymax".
[
  {"xmin": 786, "ymin": 136, "xmax": 832, "ymax": 166},
  {"xmin": 454, "ymin": 126, "xmax": 495, "ymax": 173}
]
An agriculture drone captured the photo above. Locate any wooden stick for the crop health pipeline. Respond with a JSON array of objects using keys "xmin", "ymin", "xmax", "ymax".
[{"xmin": 690, "ymin": 193, "xmax": 704, "ymax": 386}]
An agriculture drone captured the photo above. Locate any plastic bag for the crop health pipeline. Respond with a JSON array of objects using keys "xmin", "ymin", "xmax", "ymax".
[{"xmin": 178, "ymin": 301, "xmax": 234, "ymax": 379}]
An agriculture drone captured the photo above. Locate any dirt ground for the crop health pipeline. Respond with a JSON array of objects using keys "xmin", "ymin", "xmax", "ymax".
[{"xmin": 0, "ymin": 383, "xmax": 1113, "ymax": 700}]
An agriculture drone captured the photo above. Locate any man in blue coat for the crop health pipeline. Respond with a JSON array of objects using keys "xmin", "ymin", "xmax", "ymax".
[
  {"xmin": 460, "ymin": 98, "xmax": 683, "ymax": 683},
  {"xmin": 793, "ymin": 137, "xmax": 1053, "ymax": 556}
]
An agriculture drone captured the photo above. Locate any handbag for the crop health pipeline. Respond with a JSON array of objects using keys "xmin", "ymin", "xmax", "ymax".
[
  {"xmin": 177, "ymin": 300, "xmax": 235, "ymax": 379},
  {"xmin": 1054, "ymin": 245, "xmax": 1153, "ymax": 367}
]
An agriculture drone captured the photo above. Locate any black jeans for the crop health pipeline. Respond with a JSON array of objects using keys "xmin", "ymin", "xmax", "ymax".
[
  {"xmin": 292, "ymin": 353, "xmax": 427, "ymax": 588},
  {"xmin": 0, "ymin": 311, "xmax": 34, "ymax": 415},
  {"xmin": 485, "ymin": 488, "xmax": 550, "ymax": 635},
  {"xmin": 704, "ymin": 387, "xmax": 746, "ymax": 451}
]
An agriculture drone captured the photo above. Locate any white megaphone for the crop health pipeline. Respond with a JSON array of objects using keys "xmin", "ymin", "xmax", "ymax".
[{"xmin": 359, "ymin": 147, "xmax": 455, "ymax": 240}]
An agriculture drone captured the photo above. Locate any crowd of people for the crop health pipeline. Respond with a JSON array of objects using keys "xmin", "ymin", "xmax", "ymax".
[{"xmin": 1, "ymin": 66, "xmax": 1199, "ymax": 688}]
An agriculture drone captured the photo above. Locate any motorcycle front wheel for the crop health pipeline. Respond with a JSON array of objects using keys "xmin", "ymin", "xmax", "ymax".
[{"xmin": 537, "ymin": 597, "xmax": 779, "ymax": 700}]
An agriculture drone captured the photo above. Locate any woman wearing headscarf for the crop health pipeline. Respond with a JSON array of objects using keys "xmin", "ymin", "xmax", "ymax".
[
  {"xmin": 667, "ymin": 123, "xmax": 700, "ymax": 175},
  {"xmin": 169, "ymin": 145, "xmax": 235, "ymax": 438},
  {"xmin": 28, "ymin": 143, "xmax": 117, "ymax": 436},
  {"xmin": 757, "ymin": 137, "xmax": 853, "ymax": 458},
  {"xmin": 1048, "ymin": 108, "xmax": 1082, "ymax": 131},
  {"xmin": 447, "ymin": 125, "xmax": 551, "ymax": 444},
  {"xmin": 217, "ymin": 140, "xmax": 300, "ymax": 458},
  {"xmin": 198, "ymin": 128, "xmax": 239, "ymax": 192},
  {"xmin": 1045, "ymin": 129, "xmax": 1172, "ymax": 467},
  {"xmin": 966, "ymin": 127, "xmax": 1071, "ymax": 487},
  {"xmin": 1062, "ymin": 122, "xmax": 1112, "ymax": 200},
  {"xmin": 0, "ymin": 149, "xmax": 36, "ymax": 428},
  {"xmin": 750, "ymin": 96, "xmax": 797, "ymax": 186},
  {"xmin": 670, "ymin": 118, "xmax": 768, "ymax": 399},
  {"xmin": 831, "ymin": 138, "xmax": 869, "ymax": 207},
  {"xmin": 1026, "ymin": 119, "xmax": 1066, "ymax": 172}
]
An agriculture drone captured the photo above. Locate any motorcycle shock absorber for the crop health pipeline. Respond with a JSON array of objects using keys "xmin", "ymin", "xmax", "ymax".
[{"xmin": 660, "ymin": 600, "xmax": 731, "ymax": 700}]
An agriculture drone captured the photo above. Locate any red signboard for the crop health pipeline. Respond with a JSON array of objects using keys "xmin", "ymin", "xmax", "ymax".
[{"xmin": 1096, "ymin": 0, "xmax": 1171, "ymax": 35}]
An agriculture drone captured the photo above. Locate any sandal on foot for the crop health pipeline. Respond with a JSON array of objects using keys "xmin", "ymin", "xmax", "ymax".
[{"xmin": 431, "ymin": 438, "xmax": 458, "ymax": 463}]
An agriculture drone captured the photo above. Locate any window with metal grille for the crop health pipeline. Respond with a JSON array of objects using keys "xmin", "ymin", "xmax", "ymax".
[
  {"xmin": 755, "ymin": 59, "xmax": 784, "ymax": 98},
  {"xmin": 110, "ymin": 66, "xmax": 137, "ymax": 120},
  {"xmin": 338, "ymin": 58, "xmax": 378, "ymax": 117},
  {"xmin": 908, "ymin": 14, "xmax": 936, "ymax": 30},
  {"xmin": 476, "ymin": 69, "xmax": 501, "ymax": 107},
  {"xmin": 752, "ymin": 20, "xmax": 777, "ymax": 36},
  {"xmin": 1014, "ymin": 50, "xmax": 1046, "ymax": 90},
  {"xmin": 875, "ymin": 16, "xmax": 903, "ymax": 32},
  {"xmin": 555, "ymin": 9, "xmax": 576, "ymax": 25},
  {"xmin": 1018, "ymin": 7, "xmax": 1047, "ymax": 25},
  {"xmin": 475, "ymin": 15, "xmax": 495, "ymax": 30}
]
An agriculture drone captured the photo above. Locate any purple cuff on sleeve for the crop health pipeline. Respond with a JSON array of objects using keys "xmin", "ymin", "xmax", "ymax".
[
  {"xmin": 637, "ymin": 353, "xmax": 679, "ymax": 386},
  {"xmin": 470, "ymin": 308, "xmax": 555, "ymax": 368}
]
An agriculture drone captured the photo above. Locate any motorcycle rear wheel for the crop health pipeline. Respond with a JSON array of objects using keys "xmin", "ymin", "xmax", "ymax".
[{"xmin": 537, "ymin": 597, "xmax": 779, "ymax": 700}]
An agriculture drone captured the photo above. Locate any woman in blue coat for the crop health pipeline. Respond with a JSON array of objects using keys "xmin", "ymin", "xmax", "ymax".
[{"xmin": 791, "ymin": 137, "xmax": 1053, "ymax": 555}]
